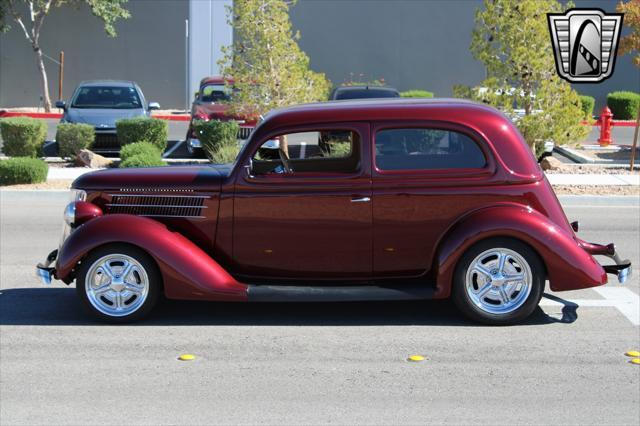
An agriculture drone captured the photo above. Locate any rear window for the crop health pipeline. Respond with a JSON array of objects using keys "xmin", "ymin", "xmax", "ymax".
[
  {"xmin": 375, "ymin": 128, "xmax": 486, "ymax": 171},
  {"xmin": 334, "ymin": 88, "xmax": 399, "ymax": 100},
  {"xmin": 200, "ymin": 84, "xmax": 232, "ymax": 102},
  {"xmin": 72, "ymin": 86, "xmax": 141, "ymax": 109}
]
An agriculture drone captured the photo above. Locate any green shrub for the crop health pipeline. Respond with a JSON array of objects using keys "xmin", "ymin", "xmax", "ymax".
[
  {"xmin": 120, "ymin": 141, "xmax": 162, "ymax": 161},
  {"xmin": 115, "ymin": 117, "xmax": 168, "ymax": 151},
  {"xmin": 192, "ymin": 120, "xmax": 240, "ymax": 163},
  {"xmin": 0, "ymin": 117, "xmax": 47, "ymax": 157},
  {"xmin": 400, "ymin": 90, "xmax": 434, "ymax": 98},
  {"xmin": 119, "ymin": 153, "xmax": 166, "ymax": 168},
  {"xmin": 607, "ymin": 91, "xmax": 640, "ymax": 120},
  {"xmin": 0, "ymin": 157, "xmax": 49, "ymax": 185},
  {"xmin": 578, "ymin": 95, "xmax": 595, "ymax": 119},
  {"xmin": 55, "ymin": 123, "xmax": 95, "ymax": 159},
  {"xmin": 210, "ymin": 144, "xmax": 240, "ymax": 164}
]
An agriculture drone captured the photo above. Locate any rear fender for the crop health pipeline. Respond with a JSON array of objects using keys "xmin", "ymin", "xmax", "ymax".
[
  {"xmin": 56, "ymin": 214, "xmax": 247, "ymax": 301},
  {"xmin": 435, "ymin": 204, "xmax": 606, "ymax": 298}
]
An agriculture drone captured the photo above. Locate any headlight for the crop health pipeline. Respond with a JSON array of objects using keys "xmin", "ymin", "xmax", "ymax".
[{"xmin": 64, "ymin": 202, "xmax": 76, "ymax": 226}]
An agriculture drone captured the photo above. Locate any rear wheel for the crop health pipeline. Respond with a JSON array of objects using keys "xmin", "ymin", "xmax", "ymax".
[
  {"xmin": 76, "ymin": 244, "xmax": 161, "ymax": 323},
  {"xmin": 452, "ymin": 238, "xmax": 544, "ymax": 325}
]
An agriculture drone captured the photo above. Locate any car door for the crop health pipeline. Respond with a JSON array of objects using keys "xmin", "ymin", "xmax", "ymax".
[
  {"xmin": 371, "ymin": 121, "xmax": 494, "ymax": 278},
  {"xmin": 232, "ymin": 122, "xmax": 372, "ymax": 281}
]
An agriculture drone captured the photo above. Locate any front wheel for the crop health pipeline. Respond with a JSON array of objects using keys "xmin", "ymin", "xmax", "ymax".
[
  {"xmin": 76, "ymin": 244, "xmax": 161, "ymax": 323},
  {"xmin": 452, "ymin": 238, "xmax": 544, "ymax": 325}
]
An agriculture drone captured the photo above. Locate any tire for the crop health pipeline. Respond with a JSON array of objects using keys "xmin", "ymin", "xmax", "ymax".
[
  {"xmin": 76, "ymin": 243, "xmax": 161, "ymax": 323},
  {"xmin": 452, "ymin": 237, "xmax": 544, "ymax": 325}
]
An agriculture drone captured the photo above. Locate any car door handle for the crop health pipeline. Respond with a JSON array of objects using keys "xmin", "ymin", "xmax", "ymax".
[{"xmin": 351, "ymin": 196, "xmax": 371, "ymax": 203}]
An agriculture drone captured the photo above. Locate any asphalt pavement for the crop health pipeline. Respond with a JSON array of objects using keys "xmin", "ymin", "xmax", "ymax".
[{"xmin": 0, "ymin": 192, "xmax": 639, "ymax": 425}]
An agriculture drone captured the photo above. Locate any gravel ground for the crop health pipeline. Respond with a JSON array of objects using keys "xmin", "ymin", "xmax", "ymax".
[
  {"xmin": 0, "ymin": 180, "xmax": 73, "ymax": 191},
  {"xmin": 545, "ymin": 165, "xmax": 640, "ymax": 174}
]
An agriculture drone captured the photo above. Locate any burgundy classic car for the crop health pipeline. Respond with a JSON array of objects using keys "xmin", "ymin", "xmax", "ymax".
[
  {"xmin": 185, "ymin": 76, "xmax": 258, "ymax": 154},
  {"xmin": 37, "ymin": 99, "xmax": 631, "ymax": 324}
]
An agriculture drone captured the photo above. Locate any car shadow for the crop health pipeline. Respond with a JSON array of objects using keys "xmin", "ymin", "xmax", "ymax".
[{"xmin": 0, "ymin": 287, "xmax": 574, "ymax": 327}]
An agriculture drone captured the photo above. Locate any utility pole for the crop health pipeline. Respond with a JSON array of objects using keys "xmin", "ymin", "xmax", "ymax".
[{"xmin": 58, "ymin": 51, "xmax": 64, "ymax": 101}]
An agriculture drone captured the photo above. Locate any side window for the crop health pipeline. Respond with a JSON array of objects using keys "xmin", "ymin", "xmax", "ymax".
[
  {"xmin": 252, "ymin": 130, "xmax": 359, "ymax": 175},
  {"xmin": 375, "ymin": 128, "xmax": 486, "ymax": 171}
]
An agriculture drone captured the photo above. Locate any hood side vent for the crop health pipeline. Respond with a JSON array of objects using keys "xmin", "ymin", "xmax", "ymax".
[{"xmin": 107, "ymin": 194, "xmax": 208, "ymax": 218}]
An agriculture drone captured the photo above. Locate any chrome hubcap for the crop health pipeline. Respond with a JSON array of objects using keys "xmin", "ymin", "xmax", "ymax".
[
  {"xmin": 465, "ymin": 248, "xmax": 532, "ymax": 315},
  {"xmin": 85, "ymin": 254, "xmax": 149, "ymax": 317}
]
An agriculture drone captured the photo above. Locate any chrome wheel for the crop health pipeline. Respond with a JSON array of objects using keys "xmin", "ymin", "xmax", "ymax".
[
  {"xmin": 84, "ymin": 254, "xmax": 149, "ymax": 318},
  {"xmin": 465, "ymin": 248, "xmax": 533, "ymax": 315}
]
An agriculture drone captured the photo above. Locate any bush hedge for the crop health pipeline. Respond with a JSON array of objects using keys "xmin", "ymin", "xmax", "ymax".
[
  {"xmin": 56, "ymin": 123, "xmax": 95, "ymax": 159},
  {"xmin": 115, "ymin": 117, "xmax": 168, "ymax": 151},
  {"xmin": 0, "ymin": 157, "xmax": 49, "ymax": 185},
  {"xmin": 579, "ymin": 95, "xmax": 595, "ymax": 118},
  {"xmin": 0, "ymin": 117, "xmax": 47, "ymax": 157},
  {"xmin": 400, "ymin": 90, "xmax": 434, "ymax": 98},
  {"xmin": 119, "ymin": 153, "xmax": 166, "ymax": 168},
  {"xmin": 120, "ymin": 141, "xmax": 162, "ymax": 161},
  {"xmin": 192, "ymin": 120, "xmax": 240, "ymax": 163},
  {"xmin": 607, "ymin": 91, "xmax": 640, "ymax": 120}
]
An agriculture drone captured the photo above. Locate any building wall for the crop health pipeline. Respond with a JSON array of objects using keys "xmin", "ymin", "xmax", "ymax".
[
  {"xmin": 1, "ymin": 0, "xmax": 637, "ymax": 110},
  {"xmin": 0, "ymin": 1, "xmax": 189, "ymax": 109},
  {"xmin": 290, "ymin": 0, "xmax": 638, "ymax": 110}
]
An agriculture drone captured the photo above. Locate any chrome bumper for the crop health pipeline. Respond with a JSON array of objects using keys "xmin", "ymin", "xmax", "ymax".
[
  {"xmin": 35, "ymin": 249, "xmax": 58, "ymax": 285},
  {"xmin": 603, "ymin": 253, "xmax": 632, "ymax": 284}
]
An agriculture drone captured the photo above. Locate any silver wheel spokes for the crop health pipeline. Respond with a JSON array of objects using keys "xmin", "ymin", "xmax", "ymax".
[
  {"xmin": 85, "ymin": 254, "xmax": 149, "ymax": 317},
  {"xmin": 465, "ymin": 248, "xmax": 532, "ymax": 315}
]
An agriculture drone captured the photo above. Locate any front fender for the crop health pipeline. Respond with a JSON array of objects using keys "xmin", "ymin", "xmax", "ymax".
[
  {"xmin": 56, "ymin": 214, "xmax": 247, "ymax": 301},
  {"xmin": 435, "ymin": 204, "xmax": 606, "ymax": 298}
]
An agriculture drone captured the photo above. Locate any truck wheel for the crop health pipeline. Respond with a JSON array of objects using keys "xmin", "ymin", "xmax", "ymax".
[
  {"xmin": 76, "ymin": 244, "xmax": 161, "ymax": 323},
  {"xmin": 452, "ymin": 238, "xmax": 544, "ymax": 325}
]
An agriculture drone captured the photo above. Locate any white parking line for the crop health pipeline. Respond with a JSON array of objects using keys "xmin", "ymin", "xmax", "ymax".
[
  {"xmin": 162, "ymin": 140, "xmax": 184, "ymax": 158},
  {"xmin": 540, "ymin": 288, "xmax": 640, "ymax": 325}
]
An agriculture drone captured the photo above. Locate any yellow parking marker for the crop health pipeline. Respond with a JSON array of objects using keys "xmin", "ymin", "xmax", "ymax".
[
  {"xmin": 624, "ymin": 350, "xmax": 640, "ymax": 357},
  {"xmin": 407, "ymin": 355, "xmax": 425, "ymax": 362},
  {"xmin": 178, "ymin": 354, "xmax": 196, "ymax": 361},
  {"xmin": 630, "ymin": 358, "xmax": 640, "ymax": 365}
]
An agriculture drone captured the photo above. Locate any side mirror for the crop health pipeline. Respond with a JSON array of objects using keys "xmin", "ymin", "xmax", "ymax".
[
  {"xmin": 148, "ymin": 102, "xmax": 160, "ymax": 111},
  {"xmin": 194, "ymin": 91, "xmax": 200, "ymax": 100},
  {"xmin": 55, "ymin": 100, "xmax": 66, "ymax": 110}
]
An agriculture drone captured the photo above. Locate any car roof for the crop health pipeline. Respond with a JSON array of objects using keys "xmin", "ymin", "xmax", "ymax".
[
  {"xmin": 200, "ymin": 76, "xmax": 230, "ymax": 86},
  {"xmin": 78, "ymin": 80, "xmax": 137, "ymax": 87},
  {"xmin": 254, "ymin": 98, "xmax": 541, "ymax": 179}
]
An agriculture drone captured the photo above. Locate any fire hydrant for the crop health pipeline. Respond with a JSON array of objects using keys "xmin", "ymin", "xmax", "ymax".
[{"xmin": 598, "ymin": 106, "xmax": 614, "ymax": 146}]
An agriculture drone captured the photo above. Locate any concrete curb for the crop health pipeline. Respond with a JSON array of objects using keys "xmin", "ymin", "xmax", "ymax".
[{"xmin": 554, "ymin": 146, "xmax": 596, "ymax": 164}]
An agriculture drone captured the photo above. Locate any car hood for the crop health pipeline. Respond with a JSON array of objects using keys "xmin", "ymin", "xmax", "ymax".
[
  {"xmin": 72, "ymin": 165, "xmax": 231, "ymax": 192},
  {"xmin": 65, "ymin": 108, "xmax": 145, "ymax": 128}
]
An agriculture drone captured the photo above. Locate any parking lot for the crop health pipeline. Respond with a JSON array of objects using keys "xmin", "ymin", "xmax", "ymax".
[{"xmin": 0, "ymin": 192, "xmax": 638, "ymax": 425}]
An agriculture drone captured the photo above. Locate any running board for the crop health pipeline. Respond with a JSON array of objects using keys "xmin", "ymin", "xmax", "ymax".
[{"xmin": 247, "ymin": 284, "xmax": 435, "ymax": 302}]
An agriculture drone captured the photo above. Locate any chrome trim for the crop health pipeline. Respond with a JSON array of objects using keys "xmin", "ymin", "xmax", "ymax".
[
  {"xmin": 105, "ymin": 204, "xmax": 208, "ymax": 208},
  {"xmin": 351, "ymin": 197, "xmax": 371, "ymax": 203},
  {"xmin": 108, "ymin": 194, "xmax": 209, "ymax": 198}
]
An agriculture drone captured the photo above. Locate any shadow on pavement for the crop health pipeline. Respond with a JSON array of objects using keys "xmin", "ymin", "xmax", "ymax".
[{"xmin": 0, "ymin": 287, "xmax": 570, "ymax": 327}]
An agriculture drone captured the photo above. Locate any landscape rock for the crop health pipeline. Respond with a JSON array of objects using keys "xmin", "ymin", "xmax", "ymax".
[
  {"xmin": 75, "ymin": 149, "xmax": 114, "ymax": 168},
  {"xmin": 540, "ymin": 156, "xmax": 564, "ymax": 171}
]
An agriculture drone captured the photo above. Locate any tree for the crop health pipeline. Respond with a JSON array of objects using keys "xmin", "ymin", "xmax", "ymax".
[
  {"xmin": 1, "ymin": 0, "xmax": 130, "ymax": 111},
  {"xmin": 218, "ymin": 0, "xmax": 331, "ymax": 118},
  {"xmin": 462, "ymin": 0, "xmax": 588, "ymax": 155},
  {"xmin": 618, "ymin": 0, "xmax": 640, "ymax": 68}
]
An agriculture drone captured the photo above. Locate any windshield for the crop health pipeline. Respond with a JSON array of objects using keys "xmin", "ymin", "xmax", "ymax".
[
  {"xmin": 200, "ymin": 84, "xmax": 232, "ymax": 103},
  {"xmin": 71, "ymin": 86, "xmax": 142, "ymax": 109},
  {"xmin": 335, "ymin": 88, "xmax": 399, "ymax": 100}
]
